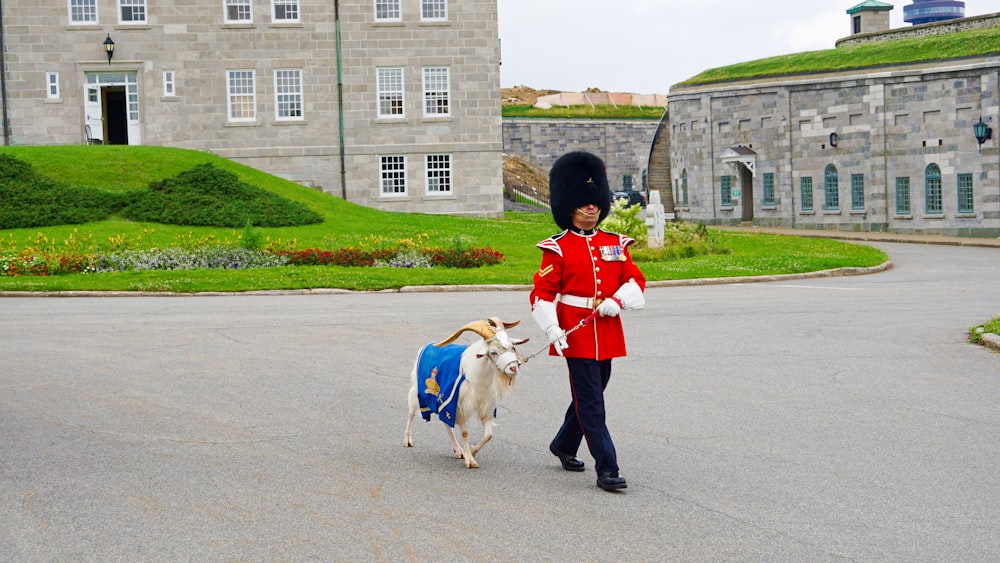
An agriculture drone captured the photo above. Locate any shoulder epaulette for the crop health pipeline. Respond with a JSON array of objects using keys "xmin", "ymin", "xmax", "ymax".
[{"xmin": 536, "ymin": 231, "xmax": 567, "ymax": 257}]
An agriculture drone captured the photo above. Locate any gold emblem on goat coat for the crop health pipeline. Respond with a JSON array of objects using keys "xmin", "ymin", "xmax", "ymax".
[{"xmin": 425, "ymin": 368, "xmax": 440, "ymax": 396}]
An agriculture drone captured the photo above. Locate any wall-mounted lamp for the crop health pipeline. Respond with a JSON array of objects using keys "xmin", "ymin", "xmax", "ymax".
[
  {"xmin": 103, "ymin": 34, "xmax": 115, "ymax": 64},
  {"xmin": 973, "ymin": 116, "xmax": 992, "ymax": 152}
]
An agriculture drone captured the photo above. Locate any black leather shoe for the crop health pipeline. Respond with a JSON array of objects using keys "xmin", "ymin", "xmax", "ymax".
[
  {"xmin": 597, "ymin": 472, "xmax": 627, "ymax": 491},
  {"xmin": 549, "ymin": 443, "xmax": 585, "ymax": 472}
]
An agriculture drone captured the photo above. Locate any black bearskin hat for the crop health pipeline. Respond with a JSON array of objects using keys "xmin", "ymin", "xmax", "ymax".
[{"xmin": 548, "ymin": 151, "xmax": 611, "ymax": 231}]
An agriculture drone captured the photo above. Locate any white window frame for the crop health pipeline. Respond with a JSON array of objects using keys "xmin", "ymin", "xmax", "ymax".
[
  {"xmin": 163, "ymin": 70, "xmax": 175, "ymax": 97},
  {"xmin": 380, "ymin": 155, "xmax": 408, "ymax": 196},
  {"xmin": 425, "ymin": 154, "xmax": 452, "ymax": 194},
  {"xmin": 421, "ymin": 0, "xmax": 447, "ymax": 21},
  {"xmin": 377, "ymin": 67, "xmax": 405, "ymax": 118},
  {"xmin": 274, "ymin": 69, "xmax": 303, "ymax": 121},
  {"xmin": 226, "ymin": 70, "xmax": 257, "ymax": 122},
  {"xmin": 374, "ymin": 0, "xmax": 402, "ymax": 22},
  {"xmin": 225, "ymin": 0, "xmax": 253, "ymax": 23},
  {"xmin": 422, "ymin": 67, "xmax": 450, "ymax": 117},
  {"xmin": 272, "ymin": 0, "xmax": 300, "ymax": 23},
  {"xmin": 118, "ymin": 0, "xmax": 147, "ymax": 24},
  {"xmin": 68, "ymin": 0, "xmax": 98, "ymax": 24},
  {"xmin": 46, "ymin": 72, "xmax": 60, "ymax": 99}
]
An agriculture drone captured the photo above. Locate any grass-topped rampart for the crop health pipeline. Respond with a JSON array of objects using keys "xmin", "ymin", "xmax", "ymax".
[
  {"xmin": 676, "ymin": 24, "xmax": 1000, "ymax": 87},
  {"xmin": 502, "ymin": 104, "xmax": 664, "ymax": 120}
]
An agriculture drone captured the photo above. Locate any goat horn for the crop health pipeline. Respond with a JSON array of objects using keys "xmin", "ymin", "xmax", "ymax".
[
  {"xmin": 487, "ymin": 317, "xmax": 521, "ymax": 330},
  {"xmin": 434, "ymin": 319, "xmax": 496, "ymax": 347}
]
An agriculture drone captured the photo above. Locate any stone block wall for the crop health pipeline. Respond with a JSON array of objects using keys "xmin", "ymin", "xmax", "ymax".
[{"xmin": 502, "ymin": 118, "xmax": 661, "ymax": 192}]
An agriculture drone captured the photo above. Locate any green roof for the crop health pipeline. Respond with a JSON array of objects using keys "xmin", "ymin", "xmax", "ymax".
[
  {"xmin": 674, "ymin": 22, "xmax": 1000, "ymax": 88},
  {"xmin": 847, "ymin": 1, "xmax": 894, "ymax": 15}
]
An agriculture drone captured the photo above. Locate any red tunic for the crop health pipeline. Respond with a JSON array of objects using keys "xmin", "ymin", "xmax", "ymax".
[{"xmin": 530, "ymin": 229, "xmax": 646, "ymax": 360}]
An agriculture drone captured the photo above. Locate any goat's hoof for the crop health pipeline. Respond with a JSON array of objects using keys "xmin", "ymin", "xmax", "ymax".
[
  {"xmin": 404, "ymin": 440, "xmax": 412, "ymax": 448},
  {"xmin": 465, "ymin": 460, "xmax": 479, "ymax": 469}
]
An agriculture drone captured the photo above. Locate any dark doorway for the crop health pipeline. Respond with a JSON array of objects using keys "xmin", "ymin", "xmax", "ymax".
[
  {"xmin": 740, "ymin": 166, "xmax": 754, "ymax": 222},
  {"xmin": 102, "ymin": 86, "xmax": 129, "ymax": 145}
]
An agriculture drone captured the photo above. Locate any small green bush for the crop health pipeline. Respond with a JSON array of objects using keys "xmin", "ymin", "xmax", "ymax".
[
  {"xmin": 0, "ymin": 154, "xmax": 123, "ymax": 229},
  {"xmin": 602, "ymin": 199, "xmax": 647, "ymax": 246},
  {"xmin": 632, "ymin": 221, "xmax": 730, "ymax": 262},
  {"xmin": 121, "ymin": 163, "xmax": 323, "ymax": 228}
]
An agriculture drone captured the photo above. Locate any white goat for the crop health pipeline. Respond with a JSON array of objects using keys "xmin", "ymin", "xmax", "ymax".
[{"xmin": 404, "ymin": 317, "xmax": 528, "ymax": 468}]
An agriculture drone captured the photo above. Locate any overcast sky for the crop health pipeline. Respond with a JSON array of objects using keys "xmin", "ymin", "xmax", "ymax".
[{"xmin": 497, "ymin": 0, "xmax": 994, "ymax": 95}]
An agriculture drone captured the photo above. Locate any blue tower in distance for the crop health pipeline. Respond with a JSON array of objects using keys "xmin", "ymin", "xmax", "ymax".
[{"xmin": 903, "ymin": 0, "xmax": 965, "ymax": 25}]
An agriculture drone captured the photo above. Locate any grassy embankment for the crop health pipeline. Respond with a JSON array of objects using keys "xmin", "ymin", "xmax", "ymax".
[{"xmin": 0, "ymin": 146, "xmax": 887, "ymax": 293}]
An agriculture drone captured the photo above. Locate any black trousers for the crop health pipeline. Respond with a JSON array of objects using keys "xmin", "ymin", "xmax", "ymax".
[{"xmin": 551, "ymin": 357, "xmax": 619, "ymax": 476}]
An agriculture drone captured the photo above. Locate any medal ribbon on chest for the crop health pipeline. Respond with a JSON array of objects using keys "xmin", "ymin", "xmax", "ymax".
[{"xmin": 599, "ymin": 245, "xmax": 625, "ymax": 262}]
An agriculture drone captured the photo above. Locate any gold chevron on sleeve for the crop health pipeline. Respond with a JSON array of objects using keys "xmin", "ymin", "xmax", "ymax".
[{"xmin": 537, "ymin": 264, "xmax": 554, "ymax": 277}]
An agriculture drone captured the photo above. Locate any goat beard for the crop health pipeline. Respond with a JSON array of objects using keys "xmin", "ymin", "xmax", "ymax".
[{"xmin": 496, "ymin": 372, "xmax": 516, "ymax": 400}]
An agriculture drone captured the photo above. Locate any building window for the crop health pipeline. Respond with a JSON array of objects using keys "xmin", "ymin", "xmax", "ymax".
[
  {"xmin": 721, "ymin": 175, "xmax": 733, "ymax": 207},
  {"xmin": 422, "ymin": 67, "xmax": 450, "ymax": 117},
  {"xmin": 762, "ymin": 172, "xmax": 775, "ymax": 206},
  {"xmin": 381, "ymin": 155, "xmax": 407, "ymax": 196},
  {"xmin": 426, "ymin": 154, "xmax": 452, "ymax": 194},
  {"xmin": 622, "ymin": 174, "xmax": 634, "ymax": 192},
  {"xmin": 225, "ymin": 0, "xmax": 252, "ymax": 23},
  {"xmin": 118, "ymin": 0, "xmax": 146, "ymax": 24},
  {"xmin": 895, "ymin": 177, "xmax": 911, "ymax": 215},
  {"xmin": 824, "ymin": 164, "xmax": 839, "ymax": 210},
  {"xmin": 377, "ymin": 67, "xmax": 404, "ymax": 118},
  {"xmin": 46, "ymin": 72, "xmax": 60, "ymax": 99},
  {"xmin": 375, "ymin": 0, "xmax": 401, "ymax": 21},
  {"xmin": 274, "ymin": 69, "xmax": 303, "ymax": 120},
  {"xmin": 163, "ymin": 70, "xmax": 175, "ymax": 97},
  {"xmin": 851, "ymin": 173, "xmax": 865, "ymax": 210},
  {"xmin": 69, "ymin": 0, "xmax": 98, "ymax": 24},
  {"xmin": 958, "ymin": 173, "xmax": 974, "ymax": 214},
  {"xmin": 800, "ymin": 177, "xmax": 813, "ymax": 211},
  {"xmin": 681, "ymin": 169, "xmax": 688, "ymax": 207},
  {"xmin": 925, "ymin": 163, "xmax": 942, "ymax": 214},
  {"xmin": 272, "ymin": 0, "xmax": 299, "ymax": 22},
  {"xmin": 227, "ymin": 70, "xmax": 256, "ymax": 122},
  {"xmin": 421, "ymin": 0, "xmax": 447, "ymax": 20}
]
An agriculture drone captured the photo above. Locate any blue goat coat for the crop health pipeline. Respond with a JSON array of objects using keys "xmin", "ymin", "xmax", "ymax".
[{"xmin": 415, "ymin": 343, "xmax": 469, "ymax": 427}]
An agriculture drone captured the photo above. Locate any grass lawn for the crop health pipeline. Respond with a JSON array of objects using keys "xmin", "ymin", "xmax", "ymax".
[{"xmin": 0, "ymin": 146, "xmax": 888, "ymax": 293}]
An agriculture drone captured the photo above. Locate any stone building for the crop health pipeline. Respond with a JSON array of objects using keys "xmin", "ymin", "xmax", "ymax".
[
  {"xmin": 0, "ymin": 0, "xmax": 504, "ymax": 217},
  {"xmin": 663, "ymin": 6, "xmax": 1000, "ymax": 237}
]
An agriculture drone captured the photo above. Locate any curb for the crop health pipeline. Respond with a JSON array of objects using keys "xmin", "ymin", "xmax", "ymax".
[{"xmin": 979, "ymin": 332, "xmax": 1000, "ymax": 353}]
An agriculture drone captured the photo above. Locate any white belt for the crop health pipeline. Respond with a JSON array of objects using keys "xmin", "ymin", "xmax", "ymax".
[{"xmin": 559, "ymin": 294, "xmax": 603, "ymax": 309}]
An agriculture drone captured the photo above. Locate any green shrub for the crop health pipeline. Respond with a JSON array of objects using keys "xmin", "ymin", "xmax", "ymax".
[
  {"xmin": 602, "ymin": 199, "xmax": 647, "ymax": 246},
  {"xmin": 0, "ymin": 154, "xmax": 123, "ymax": 229},
  {"xmin": 121, "ymin": 163, "xmax": 322, "ymax": 228},
  {"xmin": 631, "ymin": 220, "xmax": 730, "ymax": 262}
]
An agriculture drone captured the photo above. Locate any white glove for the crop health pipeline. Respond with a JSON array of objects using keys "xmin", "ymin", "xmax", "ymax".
[
  {"xmin": 532, "ymin": 299, "xmax": 568, "ymax": 356},
  {"xmin": 545, "ymin": 325, "xmax": 569, "ymax": 356},
  {"xmin": 597, "ymin": 297, "xmax": 622, "ymax": 317},
  {"xmin": 614, "ymin": 279, "xmax": 645, "ymax": 310}
]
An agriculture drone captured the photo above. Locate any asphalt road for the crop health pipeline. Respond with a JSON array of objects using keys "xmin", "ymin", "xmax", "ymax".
[{"xmin": 3, "ymin": 241, "xmax": 1000, "ymax": 561}]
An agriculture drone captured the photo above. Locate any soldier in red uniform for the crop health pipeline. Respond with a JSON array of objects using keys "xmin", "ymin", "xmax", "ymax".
[{"xmin": 530, "ymin": 151, "xmax": 646, "ymax": 492}]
